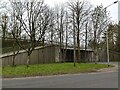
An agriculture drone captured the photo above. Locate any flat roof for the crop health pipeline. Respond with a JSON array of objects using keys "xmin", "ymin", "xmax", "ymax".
[
  {"xmin": 1, "ymin": 45, "xmax": 93, "ymax": 58},
  {"xmin": 61, "ymin": 47, "xmax": 93, "ymax": 52}
]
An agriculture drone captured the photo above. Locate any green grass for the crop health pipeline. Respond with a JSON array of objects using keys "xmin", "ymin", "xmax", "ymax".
[{"xmin": 2, "ymin": 63, "xmax": 113, "ymax": 78}]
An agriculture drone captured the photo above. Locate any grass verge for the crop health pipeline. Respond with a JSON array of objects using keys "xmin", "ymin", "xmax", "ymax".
[{"xmin": 2, "ymin": 63, "xmax": 113, "ymax": 78}]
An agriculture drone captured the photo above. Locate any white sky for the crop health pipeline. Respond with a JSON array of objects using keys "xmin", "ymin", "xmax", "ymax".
[
  {"xmin": 118, "ymin": 1, "xmax": 120, "ymax": 21},
  {"xmin": 44, "ymin": 0, "xmax": 119, "ymax": 23},
  {"xmin": 1, "ymin": 0, "xmax": 119, "ymax": 22}
]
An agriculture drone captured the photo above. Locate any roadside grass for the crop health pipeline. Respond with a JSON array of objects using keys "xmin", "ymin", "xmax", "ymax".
[{"xmin": 2, "ymin": 63, "xmax": 113, "ymax": 78}]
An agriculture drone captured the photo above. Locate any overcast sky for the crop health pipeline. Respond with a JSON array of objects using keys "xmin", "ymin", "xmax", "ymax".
[
  {"xmin": 118, "ymin": 1, "xmax": 120, "ymax": 21},
  {"xmin": 1, "ymin": 0, "xmax": 119, "ymax": 22},
  {"xmin": 44, "ymin": 0, "xmax": 119, "ymax": 23}
]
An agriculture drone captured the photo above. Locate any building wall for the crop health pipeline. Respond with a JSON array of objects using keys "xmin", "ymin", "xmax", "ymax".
[
  {"xmin": 54, "ymin": 46, "xmax": 60, "ymax": 62},
  {"xmin": 1, "ymin": 45, "xmax": 94, "ymax": 66},
  {"xmin": 98, "ymin": 49, "xmax": 120, "ymax": 62},
  {"xmin": 2, "ymin": 45, "xmax": 56, "ymax": 66},
  {"xmin": 61, "ymin": 49, "xmax": 93, "ymax": 62}
]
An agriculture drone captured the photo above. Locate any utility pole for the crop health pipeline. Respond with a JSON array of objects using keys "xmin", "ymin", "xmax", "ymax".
[
  {"xmin": 73, "ymin": 11, "xmax": 76, "ymax": 67},
  {"xmin": 104, "ymin": 0, "xmax": 118, "ymax": 66}
]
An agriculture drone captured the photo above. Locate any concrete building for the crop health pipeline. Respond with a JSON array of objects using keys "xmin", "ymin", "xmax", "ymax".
[
  {"xmin": 1, "ymin": 45, "xmax": 94, "ymax": 66},
  {"xmin": 60, "ymin": 47, "xmax": 93, "ymax": 62}
]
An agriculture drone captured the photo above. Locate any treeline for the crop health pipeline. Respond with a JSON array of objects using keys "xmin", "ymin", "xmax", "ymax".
[{"xmin": 0, "ymin": 0, "xmax": 119, "ymax": 66}]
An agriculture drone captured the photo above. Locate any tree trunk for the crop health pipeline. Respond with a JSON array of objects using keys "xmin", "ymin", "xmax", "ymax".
[
  {"xmin": 27, "ymin": 54, "xmax": 30, "ymax": 67},
  {"xmin": 85, "ymin": 23, "xmax": 88, "ymax": 62},
  {"xmin": 94, "ymin": 49, "xmax": 98, "ymax": 64},
  {"xmin": 77, "ymin": 33, "xmax": 80, "ymax": 63},
  {"xmin": 12, "ymin": 43, "xmax": 16, "ymax": 66},
  {"xmin": 12, "ymin": 55, "xmax": 15, "ymax": 66}
]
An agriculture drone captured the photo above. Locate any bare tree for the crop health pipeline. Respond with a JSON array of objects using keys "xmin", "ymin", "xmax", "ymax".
[
  {"xmin": 116, "ymin": 21, "xmax": 120, "ymax": 59},
  {"xmin": 59, "ymin": 6, "xmax": 65, "ymax": 62},
  {"xmin": 84, "ymin": 21, "xmax": 88, "ymax": 62},
  {"xmin": 73, "ymin": 11, "xmax": 76, "ymax": 66},
  {"xmin": 68, "ymin": 0, "xmax": 91, "ymax": 62},
  {"xmin": 49, "ymin": 9, "xmax": 55, "ymax": 44},
  {"xmin": 63, "ymin": 9, "xmax": 69, "ymax": 62},
  {"xmin": 1, "ymin": 13, "xmax": 8, "ymax": 41},
  {"xmin": 53, "ymin": 5, "xmax": 65, "ymax": 62},
  {"xmin": 10, "ymin": 0, "xmax": 50, "ymax": 67},
  {"xmin": 91, "ymin": 5, "xmax": 110, "ymax": 63}
]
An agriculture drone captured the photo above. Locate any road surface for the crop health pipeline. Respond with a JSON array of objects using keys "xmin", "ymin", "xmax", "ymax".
[{"xmin": 2, "ymin": 71, "xmax": 118, "ymax": 88}]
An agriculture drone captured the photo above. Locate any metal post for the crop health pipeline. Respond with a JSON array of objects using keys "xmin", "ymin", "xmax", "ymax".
[
  {"xmin": 72, "ymin": 11, "xmax": 76, "ymax": 66},
  {"xmin": 104, "ymin": 8, "xmax": 110, "ymax": 66},
  {"xmin": 74, "ymin": 39, "xmax": 76, "ymax": 67}
]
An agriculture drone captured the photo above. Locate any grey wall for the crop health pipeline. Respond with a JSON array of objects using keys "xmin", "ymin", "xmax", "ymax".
[
  {"xmin": 1, "ymin": 45, "xmax": 95, "ymax": 66},
  {"xmin": 2, "ymin": 45, "xmax": 57, "ymax": 66},
  {"xmin": 98, "ymin": 50, "xmax": 120, "ymax": 62}
]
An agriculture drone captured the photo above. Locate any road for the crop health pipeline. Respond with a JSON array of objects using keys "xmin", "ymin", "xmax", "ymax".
[{"xmin": 2, "ymin": 71, "xmax": 118, "ymax": 88}]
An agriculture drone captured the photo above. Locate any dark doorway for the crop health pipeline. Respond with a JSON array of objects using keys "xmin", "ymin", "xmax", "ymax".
[{"xmin": 61, "ymin": 49, "xmax": 74, "ymax": 62}]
